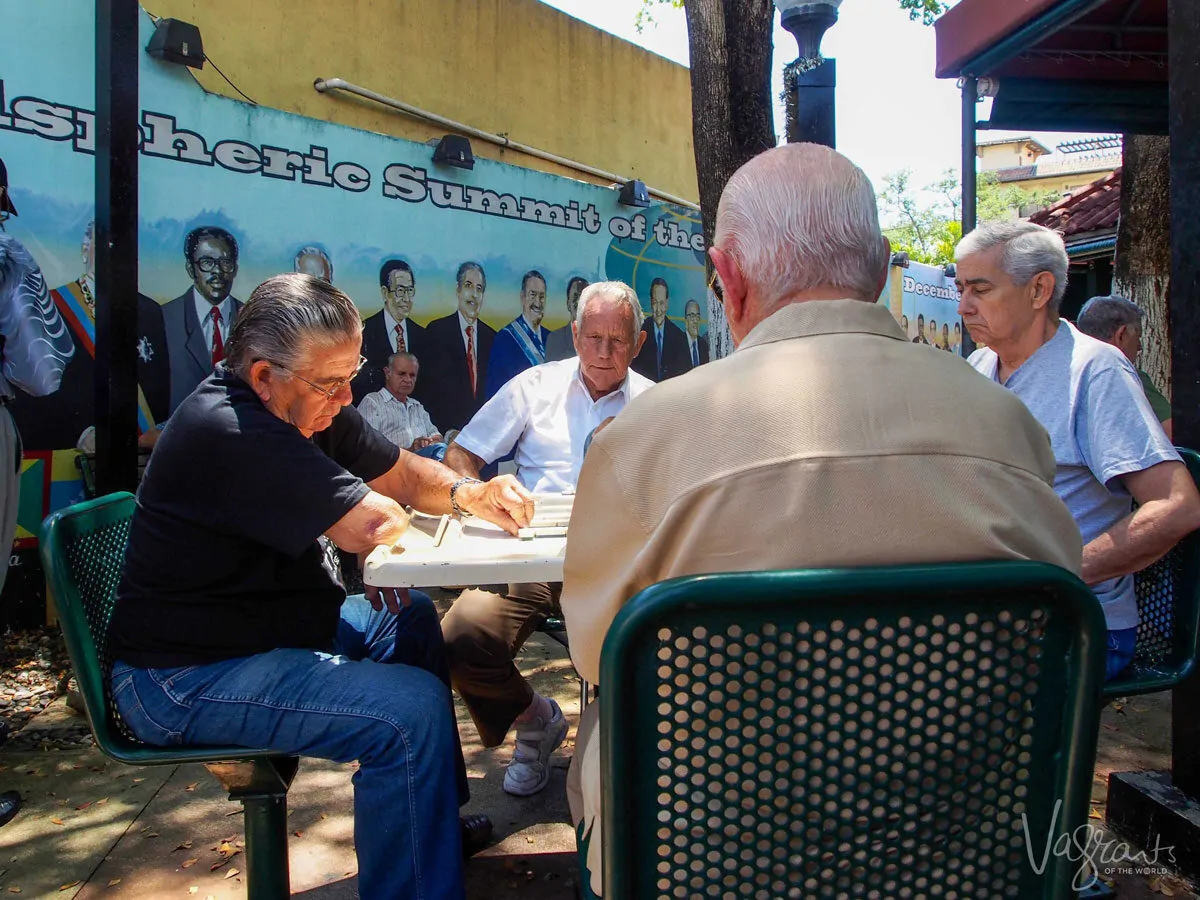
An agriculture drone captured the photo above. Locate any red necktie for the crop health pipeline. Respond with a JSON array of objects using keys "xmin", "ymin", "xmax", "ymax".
[
  {"xmin": 465, "ymin": 323, "xmax": 476, "ymax": 395},
  {"xmin": 210, "ymin": 307, "xmax": 225, "ymax": 365},
  {"xmin": 394, "ymin": 323, "xmax": 406, "ymax": 354}
]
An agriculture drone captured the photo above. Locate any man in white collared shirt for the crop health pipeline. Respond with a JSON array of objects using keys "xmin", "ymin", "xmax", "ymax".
[
  {"xmin": 357, "ymin": 352, "xmax": 445, "ymax": 460},
  {"xmin": 441, "ymin": 281, "xmax": 652, "ymax": 798}
]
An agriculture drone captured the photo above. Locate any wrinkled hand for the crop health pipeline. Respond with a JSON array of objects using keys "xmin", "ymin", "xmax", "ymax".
[
  {"xmin": 356, "ymin": 549, "xmax": 411, "ymax": 614},
  {"xmin": 366, "ymin": 584, "xmax": 412, "ymax": 614},
  {"xmin": 457, "ymin": 475, "xmax": 535, "ymax": 535}
]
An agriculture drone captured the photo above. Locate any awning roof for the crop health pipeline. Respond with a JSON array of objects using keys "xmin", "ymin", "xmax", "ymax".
[{"xmin": 934, "ymin": 0, "xmax": 1168, "ymax": 134}]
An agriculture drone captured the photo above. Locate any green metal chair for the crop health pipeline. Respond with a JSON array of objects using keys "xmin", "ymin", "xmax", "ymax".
[
  {"xmin": 39, "ymin": 492, "xmax": 297, "ymax": 900},
  {"xmin": 594, "ymin": 562, "xmax": 1107, "ymax": 899},
  {"xmin": 1103, "ymin": 447, "xmax": 1200, "ymax": 699}
]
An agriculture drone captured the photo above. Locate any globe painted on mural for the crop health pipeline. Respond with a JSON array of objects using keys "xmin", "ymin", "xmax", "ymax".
[{"xmin": 603, "ymin": 204, "xmax": 707, "ymax": 323}]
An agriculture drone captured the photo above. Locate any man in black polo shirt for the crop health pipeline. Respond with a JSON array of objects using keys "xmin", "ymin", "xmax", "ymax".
[{"xmin": 108, "ymin": 273, "xmax": 534, "ymax": 900}]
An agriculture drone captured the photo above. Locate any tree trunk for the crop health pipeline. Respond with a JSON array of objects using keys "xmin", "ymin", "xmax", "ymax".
[
  {"xmin": 683, "ymin": 0, "xmax": 776, "ymax": 360},
  {"xmin": 1114, "ymin": 134, "xmax": 1171, "ymax": 397}
]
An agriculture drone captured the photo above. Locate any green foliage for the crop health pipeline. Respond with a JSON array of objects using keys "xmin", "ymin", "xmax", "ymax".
[
  {"xmin": 898, "ymin": 0, "xmax": 951, "ymax": 27},
  {"xmin": 636, "ymin": 0, "xmax": 951, "ymax": 31},
  {"xmin": 636, "ymin": 0, "xmax": 683, "ymax": 34},
  {"xmin": 879, "ymin": 168, "xmax": 1060, "ymax": 266}
]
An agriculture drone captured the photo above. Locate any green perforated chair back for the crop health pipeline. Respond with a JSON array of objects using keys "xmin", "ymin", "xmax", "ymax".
[
  {"xmin": 1104, "ymin": 447, "xmax": 1200, "ymax": 699},
  {"xmin": 39, "ymin": 492, "xmax": 278, "ymax": 765},
  {"xmin": 599, "ymin": 562, "xmax": 1106, "ymax": 900}
]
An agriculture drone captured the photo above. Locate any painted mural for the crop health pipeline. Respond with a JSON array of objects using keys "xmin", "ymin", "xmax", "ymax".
[
  {"xmin": 0, "ymin": 2, "xmax": 708, "ymax": 552},
  {"xmin": 880, "ymin": 261, "xmax": 964, "ymax": 356}
]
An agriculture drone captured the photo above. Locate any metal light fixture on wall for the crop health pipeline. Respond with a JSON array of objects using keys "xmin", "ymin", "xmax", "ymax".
[
  {"xmin": 432, "ymin": 134, "xmax": 475, "ymax": 170},
  {"xmin": 618, "ymin": 179, "xmax": 650, "ymax": 208},
  {"xmin": 146, "ymin": 18, "xmax": 205, "ymax": 69}
]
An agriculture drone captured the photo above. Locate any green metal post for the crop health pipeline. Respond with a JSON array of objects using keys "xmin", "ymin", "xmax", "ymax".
[{"xmin": 242, "ymin": 795, "xmax": 291, "ymax": 900}]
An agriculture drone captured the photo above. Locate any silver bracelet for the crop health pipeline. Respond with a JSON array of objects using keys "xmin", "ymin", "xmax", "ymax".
[{"xmin": 449, "ymin": 476, "xmax": 481, "ymax": 517}]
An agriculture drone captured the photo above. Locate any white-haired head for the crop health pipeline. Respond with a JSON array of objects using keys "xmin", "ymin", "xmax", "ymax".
[
  {"xmin": 712, "ymin": 143, "xmax": 888, "ymax": 311},
  {"xmin": 955, "ymin": 220, "xmax": 1068, "ymax": 311},
  {"xmin": 575, "ymin": 280, "xmax": 644, "ymax": 338}
]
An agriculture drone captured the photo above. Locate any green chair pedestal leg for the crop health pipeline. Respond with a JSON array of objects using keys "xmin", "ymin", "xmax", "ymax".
[
  {"xmin": 242, "ymin": 796, "xmax": 290, "ymax": 900},
  {"xmin": 205, "ymin": 758, "xmax": 299, "ymax": 900}
]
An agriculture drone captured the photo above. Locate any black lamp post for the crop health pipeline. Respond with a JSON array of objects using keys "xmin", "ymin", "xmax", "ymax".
[{"xmin": 776, "ymin": 0, "xmax": 842, "ymax": 148}]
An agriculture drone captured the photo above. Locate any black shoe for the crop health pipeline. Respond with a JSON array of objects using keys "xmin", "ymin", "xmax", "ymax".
[
  {"xmin": 460, "ymin": 813, "xmax": 493, "ymax": 857},
  {"xmin": 0, "ymin": 791, "xmax": 21, "ymax": 828}
]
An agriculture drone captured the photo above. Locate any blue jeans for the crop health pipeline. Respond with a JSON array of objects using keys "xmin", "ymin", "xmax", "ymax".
[
  {"xmin": 1106, "ymin": 626, "xmax": 1138, "ymax": 681},
  {"xmin": 112, "ymin": 592, "xmax": 465, "ymax": 900},
  {"xmin": 414, "ymin": 442, "xmax": 448, "ymax": 462}
]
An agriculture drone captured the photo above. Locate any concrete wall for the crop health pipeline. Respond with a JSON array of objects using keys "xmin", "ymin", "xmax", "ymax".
[
  {"xmin": 1007, "ymin": 171, "xmax": 1115, "ymax": 198},
  {"xmin": 978, "ymin": 141, "xmax": 1045, "ymax": 171},
  {"xmin": 144, "ymin": 0, "xmax": 699, "ymax": 203}
]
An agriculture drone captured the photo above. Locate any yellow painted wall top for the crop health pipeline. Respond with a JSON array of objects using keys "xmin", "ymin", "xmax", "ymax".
[{"xmin": 143, "ymin": 0, "xmax": 700, "ymax": 203}]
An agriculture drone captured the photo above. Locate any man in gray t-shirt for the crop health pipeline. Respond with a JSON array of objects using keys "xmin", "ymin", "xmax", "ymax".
[{"xmin": 955, "ymin": 220, "xmax": 1200, "ymax": 680}]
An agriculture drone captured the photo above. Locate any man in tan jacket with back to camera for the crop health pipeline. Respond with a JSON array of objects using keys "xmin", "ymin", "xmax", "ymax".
[{"xmin": 559, "ymin": 142, "xmax": 1085, "ymax": 897}]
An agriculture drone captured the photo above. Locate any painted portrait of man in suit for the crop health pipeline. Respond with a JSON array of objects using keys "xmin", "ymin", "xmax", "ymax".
[
  {"xmin": 161, "ymin": 225, "xmax": 242, "ymax": 413},
  {"xmin": 9, "ymin": 220, "xmax": 170, "ymax": 452},
  {"xmin": 354, "ymin": 258, "xmax": 427, "ymax": 404},
  {"xmin": 485, "ymin": 269, "xmax": 551, "ymax": 399},
  {"xmin": 293, "ymin": 244, "xmax": 333, "ymax": 283},
  {"xmin": 683, "ymin": 299, "xmax": 709, "ymax": 370},
  {"xmin": 422, "ymin": 261, "xmax": 496, "ymax": 433},
  {"xmin": 632, "ymin": 276, "xmax": 689, "ymax": 382},
  {"xmin": 545, "ymin": 276, "xmax": 588, "ymax": 362}
]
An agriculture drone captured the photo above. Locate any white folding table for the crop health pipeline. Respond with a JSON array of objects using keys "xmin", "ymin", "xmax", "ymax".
[
  {"xmin": 362, "ymin": 513, "xmax": 568, "ymax": 589},
  {"xmin": 361, "ymin": 499, "xmax": 591, "ymax": 708}
]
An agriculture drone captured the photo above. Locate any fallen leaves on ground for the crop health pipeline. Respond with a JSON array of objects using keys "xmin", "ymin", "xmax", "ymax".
[
  {"xmin": 49, "ymin": 817, "xmax": 64, "ymax": 826},
  {"xmin": 57, "ymin": 882, "xmax": 80, "ymax": 891},
  {"xmin": 184, "ymin": 783, "xmax": 198, "ymax": 792},
  {"xmin": 181, "ymin": 858, "xmax": 199, "ymax": 869},
  {"xmin": 209, "ymin": 839, "xmax": 242, "ymax": 871},
  {"xmin": 224, "ymin": 868, "xmax": 239, "ymax": 880},
  {"xmin": 107, "ymin": 879, "xmax": 121, "ymax": 887},
  {"xmin": 1148, "ymin": 877, "xmax": 1176, "ymax": 896}
]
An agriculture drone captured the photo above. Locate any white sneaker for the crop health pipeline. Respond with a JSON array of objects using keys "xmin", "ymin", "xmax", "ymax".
[{"xmin": 503, "ymin": 698, "xmax": 568, "ymax": 796}]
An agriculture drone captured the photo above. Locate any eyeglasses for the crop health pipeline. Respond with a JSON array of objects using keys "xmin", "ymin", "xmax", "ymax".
[
  {"xmin": 389, "ymin": 285, "xmax": 416, "ymax": 297},
  {"xmin": 706, "ymin": 269, "xmax": 724, "ymax": 302},
  {"xmin": 270, "ymin": 355, "xmax": 367, "ymax": 401},
  {"xmin": 193, "ymin": 256, "xmax": 237, "ymax": 274}
]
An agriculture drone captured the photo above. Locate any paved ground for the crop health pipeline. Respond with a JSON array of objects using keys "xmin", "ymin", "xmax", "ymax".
[{"xmin": 0, "ymin": 611, "xmax": 1196, "ymax": 898}]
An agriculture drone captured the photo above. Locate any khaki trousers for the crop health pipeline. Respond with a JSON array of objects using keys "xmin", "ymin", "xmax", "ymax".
[{"xmin": 441, "ymin": 581, "xmax": 562, "ymax": 747}]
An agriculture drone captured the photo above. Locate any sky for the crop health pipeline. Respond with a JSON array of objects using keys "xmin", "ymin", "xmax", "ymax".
[{"xmin": 536, "ymin": 0, "xmax": 1109, "ymax": 217}]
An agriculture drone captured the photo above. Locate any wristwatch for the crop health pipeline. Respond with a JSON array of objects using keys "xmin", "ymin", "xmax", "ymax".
[{"xmin": 449, "ymin": 476, "xmax": 481, "ymax": 517}]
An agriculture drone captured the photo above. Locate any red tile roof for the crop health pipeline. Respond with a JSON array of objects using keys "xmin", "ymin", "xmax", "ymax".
[{"xmin": 1028, "ymin": 169, "xmax": 1121, "ymax": 238}]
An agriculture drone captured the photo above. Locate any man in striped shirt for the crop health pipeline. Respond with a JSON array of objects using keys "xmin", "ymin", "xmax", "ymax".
[{"xmin": 357, "ymin": 352, "xmax": 446, "ymax": 460}]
